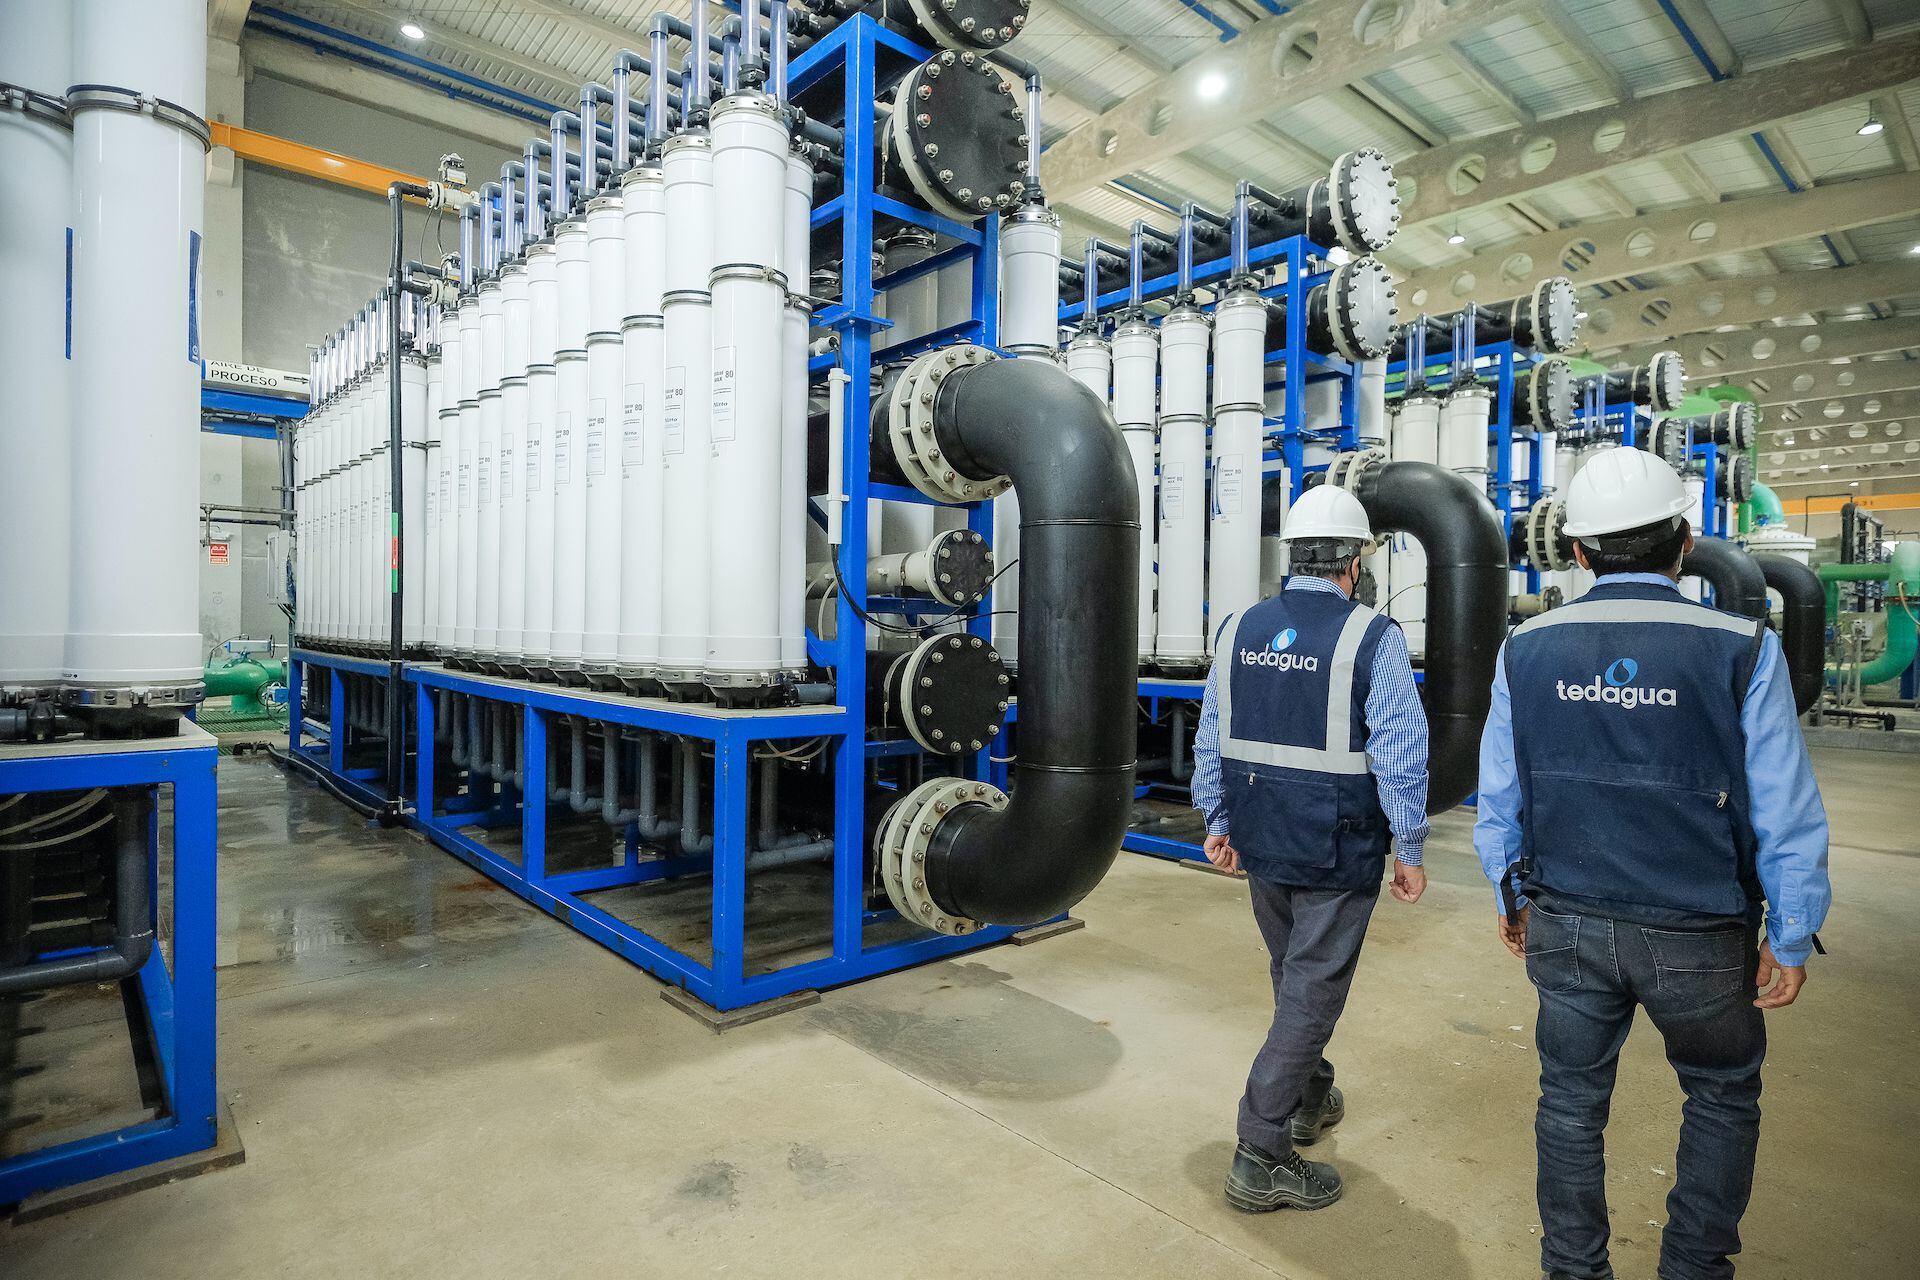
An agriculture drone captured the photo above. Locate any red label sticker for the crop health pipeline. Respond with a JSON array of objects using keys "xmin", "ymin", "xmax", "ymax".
[{"xmin": 208, "ymin": 542, "xmax": 229, "ymax": 564}]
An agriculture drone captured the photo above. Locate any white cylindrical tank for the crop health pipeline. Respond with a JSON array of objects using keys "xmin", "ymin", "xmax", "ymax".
[
  {"xmin": 472, "ymin": 282, "xmax": 505, "ymax": 659},
  {"xmin": 1156, "ymin": 415, "xmax": 1207, "ymax": 672},
  {"xmin": 1356, "ymin": 358, "xmax": 1388, "ymax": 446},
  {"xmin": 0, "ymin": 0, "xmax": 71, "ymax": 698},
  {"xmin": 63, "ymin": 0, "xmax": 207, "ymax": 714},
  {"xmin": 1211, "ymin": 291, "xmax": 1268, "ymax": 411},
  {"xmin": 1158, "ymin": 307, "xmax": 1210, "ymax": 421},
  {"xmin": 422, "ymin": 340, "xmax": 443, "ymax": 647},
  {"xmin": 549, "ymin": 219, "xmax": 591, "ymax": 671},
  {"xmin": 617, "ymin": 164, "xmax": 667, "ymax": 680},
  {"xmin": 778, "ymin": 147, "xmax": 814, "ymax": 680},
  {"xmin": 453, "ymin": 296, "xmax": 482, "ymax": 656},
  {"xmin": 1112, "ymin": 318, "xmax": 1158, "ymax": 664},
  {"xmin": 435, "ymin": 322, "xmax": 464, "ymax": 653},
  {"xmin": 1440, "ymin": 385, "xmax": 1493, "ymax": 493},
  {"xmin": 705, "ymin": 94, "xmax": 790, "ymax": 691},
  {"xmin": 1389, "ymin": 395, "xmax": 1441, "ymax": 653},
  {"xmin": 521, "ymin": 242, "xmax": 559, "ymax": 669},
  {"xmin": 401, "ymin": 354, "xmax": 429, "ymax": 648},
  {"xmin": 1747, "ymin": 523, "xmax": 1815, "ymax": 565},
  {"xmin": 582, "ymin": 192, "xmax": 626, "ymax": 676},
  {"xmin": 1063, "ymin": 332, "xmax": 1110, "ymax": 402},
  {"xmin": 1207, "ymin": 406, "xmax": 1264, "ymax": 649},
  {"xmin": 495, "ymin": 264, "xmax": 530, "ymax": 663},
  {"xmin": 999, "ymin": 204, "xmax": 1061, "ymax": 354},
  {"xmin": 656, "ymin": 133, "xmax": 716, "ymax": 688}
]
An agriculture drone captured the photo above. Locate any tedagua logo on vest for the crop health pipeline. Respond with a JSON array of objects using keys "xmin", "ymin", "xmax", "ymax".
[
  {"xmin": 1241, "ymin": 626, "xmax": 1321, "ymax": 672},
  {"xmin": 1557, "ymin": 656, "xmax": 1677, "ymax": 708}
]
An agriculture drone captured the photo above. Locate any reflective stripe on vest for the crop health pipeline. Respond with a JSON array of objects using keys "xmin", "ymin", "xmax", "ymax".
[
  {"xmin": 1219, "ymin": 603, "xmax": 1377, "ymax": 775},
  {"xmin": 1514, "ymin": 598, "xmax": 1759, "ymax": 638}
]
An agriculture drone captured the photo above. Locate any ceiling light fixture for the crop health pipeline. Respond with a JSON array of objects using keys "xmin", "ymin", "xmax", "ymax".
[
  {"xmin": 1850, "ymin": 480, "xmax": 1860, "ymax": 487},
  {"xmin": 400, "ymin": 21, "xmax": 426, "ymax": 40},
  {"xmin": 1858, "ymin": 114, "xmax": 1884, "ymax": 137},
  {"xmin": 1447, "ymin": 226, "xmax": 1467, "ymax": 246},
  {"xmin": 1196, "ymin": 71, "xmax": 1228, "ymax": 101}
]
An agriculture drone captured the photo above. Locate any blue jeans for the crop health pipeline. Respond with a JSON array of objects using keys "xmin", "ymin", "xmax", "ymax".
[{"xmin": 1525, "ymin": 903, "xmax": 1766, "ymax": 1280}]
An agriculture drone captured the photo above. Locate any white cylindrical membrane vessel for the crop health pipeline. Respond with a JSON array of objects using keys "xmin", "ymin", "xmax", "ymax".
[
  {"xmin": 64, "ymin": 0, "xmax": 206, "ymax": 711},
  {"xmin": 1155, "ymin": 415, "xmax": 1207, "ymax": 671},
  {"xmin": 549, "ymin": 219, "xmax": 591, "ymax": 669},
  {"xmin": 617, "ymin": 164, "xmax": 667, "ymax": 678},
  {"xmin": 361, "ymin": 374, "xmax": 382, "ymax": 647},
  {"xmin": 1112, "ymin": 319, "xmax": 1158, "ymax": 663},
  {"xmin": 581, "ymin": 193, "xmax": 627, "ymax": 673},
  {"xmin": 436, "ymin": 322, "xmax": 464, "ymax": 652},
  {"xmin": 422, "ymin": 343, "xmax": 443, "ymax": 646},
  {"xmin": 0, "ymin": 0, "xmax": 71, "ymax": 697},
  {"xmin": 1207, "ymin": 406, "xmax": 1264, "ymax": 650},
  {"xmin": 705, "ymin": 94, "xmax": 789, "ymax": 690},
  {"xmin": 1389, "ymin": 395, "xmax": 1440, "ymax": 653},
  {"xmin": 656, "ymin": 133, "xmax": 716, "ymax": 686},
  {"xmin": 1063, "ymin": 333, "xmax": 1110, "ymax": 401},
  {"xmin": 877, "ymin": 230, "xmax": 938, "ymax": 553},
  {"xmin": 1440, "ymin": 385, "xmax": 1493, "ymax": 495},
  {"xmin": 1356, "ymin": 358, "xmax": 1388, "ymax": 446},
  {"xmin": 1536, "ymin": 430, "xmax": 1558, "ymax": 492},
  {"xmin": 1681, "ymin": 473, "xmax": 1707, "ymax": 601},
  {"xmin": 778, "ymin": 148, "xmax": 814, "ymax": 679},
  {"xmin": 472, "ymin": 283, "xmax": 505, "ymax": 658},
  {"xmin": 999, "ymin": 204, "xmax": 1061, "ymax": 354},
  {"xmin": 1158, "ymin": 307, "xmax": 1210, "ymax": 421},
  {"xmin": 1304, "ymin": 376, "xmax": 1342, "ymax": 436},
  {"xmin": 1211, "ymin": 291, "xmax": 1268, "ymax": 411},
  {"xmin": 521, "ymin": 242, "xmax": 559, "ymax": 666},
  {"xmin": 495, "ymin": 264, "xmax": 530, "ymax": 661},
  {"xmin": 401, "ymin": 354, "xmax": 429, "ymax": 648},
  {"xmin": 1261, "ymin": 471, "xmax": 1291, "ymax": 595},
  {"xmin": 453, "ymin": 296, "xmax": 482, "ymax": 654}
]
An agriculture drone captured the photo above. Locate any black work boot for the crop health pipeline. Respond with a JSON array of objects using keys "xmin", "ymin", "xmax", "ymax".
[
  {"xmin": 1224, "ymin": 1141, "xmax": 1344, "ymax": 1213},
  {"xmin": 1291, "ymin": 1085, "xmax": 1345, "ymax": 1146}
]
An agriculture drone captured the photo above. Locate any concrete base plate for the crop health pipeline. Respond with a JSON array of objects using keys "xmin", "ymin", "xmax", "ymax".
[
  {"xmin": 1009, "ymin": 916, "xmax": 1086, "ymax": 946},
  {"xmin": 9, "ymin": 1099, "xmax": 246, "ymax": 1224},
  {"xmin": 663, "ymin": 985, "xmax": 821, "ymax": 1032}
]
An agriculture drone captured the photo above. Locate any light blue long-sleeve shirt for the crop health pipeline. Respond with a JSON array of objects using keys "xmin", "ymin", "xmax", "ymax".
[
  {"xmin": 1192, "ymin": 575, "xmax": 1431, "ymax": 865},
  {"xmin": 1472, "ymin": 573, "xmax": 1832, "ymax": 965}
]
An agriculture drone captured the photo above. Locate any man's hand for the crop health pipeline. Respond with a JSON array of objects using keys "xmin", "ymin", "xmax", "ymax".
[
  {"xmin": 1390, "ymin": 861, "xmax": 1426, "ymax": 904},
  {"xmin": 1497, "ymin": 905, "xmax": 1529, "ymax": 959},
  {"xmin": 1203, "ymin": 833, "xmax": 1240, "ymax": 874},
  {"xmin": 1754, "ymin": 940, "xmax": 1807, "ymax": 1009}
]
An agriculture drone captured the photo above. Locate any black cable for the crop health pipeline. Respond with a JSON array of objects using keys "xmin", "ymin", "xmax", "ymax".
[
  {"xmin": 823, "ymin": 545, "xmax": 1020, "ymax": 637},
  {"xmin": 265, "ymin": 743, "xmax": 389, "ymax": 822}
]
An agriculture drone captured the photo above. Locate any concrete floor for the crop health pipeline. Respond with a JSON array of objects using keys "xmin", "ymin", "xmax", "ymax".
[{"xmin": 3, "ymin": 746, "xmax": 1915, "ymax": 1278}]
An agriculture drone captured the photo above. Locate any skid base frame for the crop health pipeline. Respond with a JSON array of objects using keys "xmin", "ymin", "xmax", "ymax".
[{"xmin": 0, "ymin": 726, "xmax": 222, "ymax": 1205}]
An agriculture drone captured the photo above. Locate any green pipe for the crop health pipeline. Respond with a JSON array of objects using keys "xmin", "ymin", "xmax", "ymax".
[
  {"xmin": 1821, "ymin": 544, "xmax": 1920, "ymax": 689},
  {"xmin": 1748, "ymin": 481, "xmax": 1784, "ymax": 528},
  {"xmin": 204, "ymin": 656, "xmax": 287, "ymax": 716}
]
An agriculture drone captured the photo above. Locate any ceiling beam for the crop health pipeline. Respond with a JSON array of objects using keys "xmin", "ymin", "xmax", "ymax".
[
  {"xmin": 1398, "ymin": 171, "xmax": 1920, "ymax": 309},
  {"xmin": 1639, "ymin": 318, "xmax": 1920, "ymax": 381},
  {"xmin": 1442, "ymin": 42, "xmax": 1533, "ymax": 126},
  {"xmin": 504, "ymin": 0, "xmax": 662, "ymax": 55},
  {"xmin": 244, "ymin": 31, "xmax": 534, "ymax": 155},
  {"xmin": 1536, "ymin": 0, "xmax": 1632, "ymax": 106},
  {"xmin": 1748, "ymin": 360, "xmax": 1920, "ymax": 406},
  {"xmin": 1873, "ymin": 93, "xmax": 1920, "ymax": 170},
  {"xmin": 1583, "ymin": 259, "xmax": 1920, "ymax": 352},
  {"xmin": 1764, "ymin": 387, "xmax": 1920, "ymax": 428},
  {"xmin": 1043, "ymin": 0, "xmax": 1531, "ymax": 201},
  {"xmin": 1044, "ymin": 0, "xmax": 1177, "ymax": 75},
  {"xmin": 1664, "ymin": 0, "xmax": 1742, "ymax": 77},
  {"xmin": 210, "ymin": 0, "xmax": 253, "ymax": 43},
  {"xmin": 1823, "ymin": 0, "xmax": 1874, "ymax": 45},
  {"xmin": 1395, "ymin": 32, "xmax": 1920, "ymax": 228}
]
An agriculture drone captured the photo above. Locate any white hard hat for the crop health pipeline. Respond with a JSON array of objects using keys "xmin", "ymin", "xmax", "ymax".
[
  {"xmin": 1282, "ymin": 484, "xmax": 1373, "ymax": 544},
  {"xmin": 1562, "ymin": 446, "xmax": 1691, "ymax": 541}
]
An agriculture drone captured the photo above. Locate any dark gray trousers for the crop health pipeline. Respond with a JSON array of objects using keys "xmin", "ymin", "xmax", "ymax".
[{"xmin": 1237, "ymin": 877, "xmax": 1379, "ymax": 1157}]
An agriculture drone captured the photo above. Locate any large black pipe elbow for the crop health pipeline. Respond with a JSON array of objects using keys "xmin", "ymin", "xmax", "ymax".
[
  {"xmin": 1754, "ymin": 553, "xmax": 1825, "ymax": 715},
  {"xmin": 1348, "ymin": 461, "xmax": 1508, "ymax": 814},
  {"xmin": 0, "ymin": 792, "xmax": 155, "ymax": 996},
  {"xmin": 1682, "ymin": 536, "xmax": 1769, "ymax": 622},
  {"xmin": 878, "ymin": 353, "xmax": 1139, "ymax": 927}
]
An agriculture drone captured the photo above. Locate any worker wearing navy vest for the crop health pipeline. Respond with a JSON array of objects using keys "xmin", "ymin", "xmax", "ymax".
[
  {"xmin": 1192, "ymin": 483, "xmax": 1431, "ymax": 1214},
  {"xmin": 1475, "ymin": 448, "xmax": 1831, "ymax": 1280}
]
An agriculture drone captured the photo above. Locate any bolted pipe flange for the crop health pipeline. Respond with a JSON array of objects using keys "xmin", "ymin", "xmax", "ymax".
[
  {"xmin": 1715, "ymin": 401, "xmax": 1758, "ymax": 450},
  {"xmin": 879, "ymin": 632, "xmax": 1011, "ymax": 755},
  {"xmin": 1325, "ymin": 446, "xmax": 1388, "ymax": 494},
  {"xmin": 1321, "ymin": 257, "xmax": 1399, "ymax": 361},
  {"xmin": 904, "ymin": 0, "xmax": 1030, "ymax": 51},
  {"xmin": 1525, "ymin": 355, "xmax": 1577, "ymax": 434},
  {"xmin": 875, "ymin": 777, "xmax": 1009, "ymax": 936},
  {"xmin": 921, "ymin": 527, "xmax": 996, "ymax": 605},
  {"xmin": 1717, "ymin": 451, "xmax": 1755, "ymax": 502},
  {"xmin": 1325, "ymin": 147, "xmax": 1400, "ymax": 254},
  {"xmin": 1519, "ymin": 495, "xmax": 1574, "ymax": 572},
  {"xmin": 1644, "ymin": 417, "xmax": 1690, "ymax": 470},
  {"xmin": 886, "ymin": 56, "xmax": 1026, "ymax": 222},
  {"xmin": 887, "ymin": 343, "xmax": 1012, "ymax": 503},
  {"xmin": 1636, "ymin": 349, "xmax": 1687, "ymax": 413},
  {"xmin": 1522, "ymin": 276, "xmax": 1581, "ymax": 354}
]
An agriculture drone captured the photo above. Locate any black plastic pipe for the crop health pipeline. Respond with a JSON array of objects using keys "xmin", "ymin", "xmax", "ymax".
[
  {"xmin": 1348, "ymin": 462, "xmax": 1509, "ymax": 814},
  {"xmin": 0, "ymin": 793, "xmax": 155, "ymax": 996},
  {"xmin": 1755, "ymin": 553, "xmax": 1825, "ymax": 715},
  {"xmin": 916, "ymin": 356, "xmax": 1140, "ymax": 924},
  {"xmin": 1682, "ymin": 536, "xmax": 1768, "ymax": 622}
]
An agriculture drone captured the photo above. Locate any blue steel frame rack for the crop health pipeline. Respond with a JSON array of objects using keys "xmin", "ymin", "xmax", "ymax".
[
  {"xmin": 285, "ymin": 16, "xmax": 1038, "ymax": 1013},
  {"xmin": 0, "ymin": 726, "xmax": 221, "ymax": 1203},
  {"xmin": 1058, "ymin": 235, "xmax": 1357, "ymax": 867}
]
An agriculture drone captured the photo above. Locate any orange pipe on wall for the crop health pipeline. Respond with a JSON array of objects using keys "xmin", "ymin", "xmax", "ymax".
[{"xmin": 210, "ymin": 121, "xmax": 431, "ymax": 199}]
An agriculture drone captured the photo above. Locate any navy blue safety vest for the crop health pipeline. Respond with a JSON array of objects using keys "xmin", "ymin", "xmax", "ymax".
[
  {"xmin": 1219, "ymin": 589, "xmax": 1395, "ymax": 889},
  {"xmin": 1505, "ymin": 581, "xmax": 1767, "ymax": 919}
]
